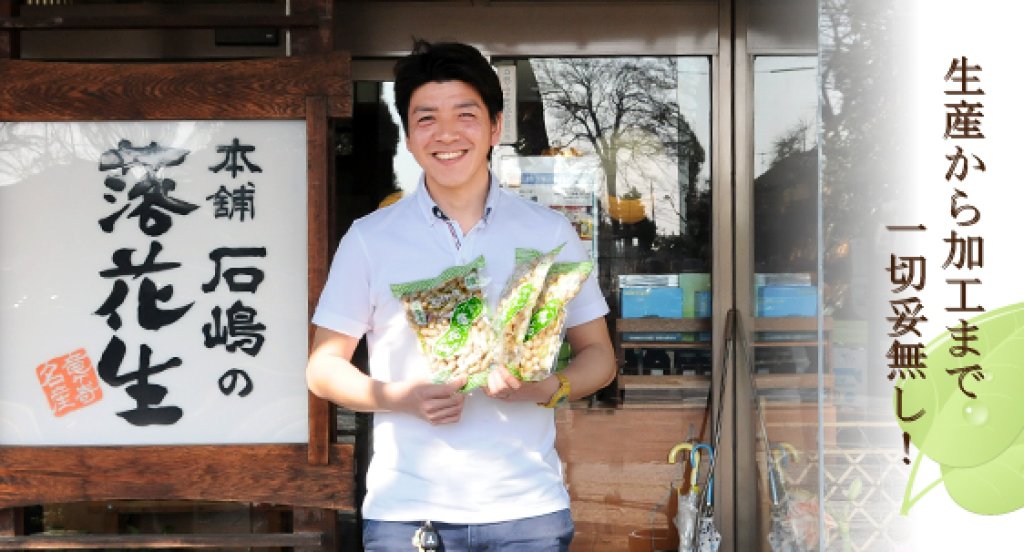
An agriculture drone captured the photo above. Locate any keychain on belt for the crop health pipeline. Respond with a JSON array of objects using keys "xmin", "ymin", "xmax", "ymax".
[{"xmin": 412, "ymin": 520, "xmax": 439, "ymax": 551}]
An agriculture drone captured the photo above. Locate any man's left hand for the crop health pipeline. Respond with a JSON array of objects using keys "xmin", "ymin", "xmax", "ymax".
[{"xmin": 483, "ymin": 364, "xmax": 556, "ymax": 403}]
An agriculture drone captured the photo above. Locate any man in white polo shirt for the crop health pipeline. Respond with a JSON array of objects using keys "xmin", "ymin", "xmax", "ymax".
[{"xmin": 306, "ymin": 40, "xmax": 616, "ymax": 551}]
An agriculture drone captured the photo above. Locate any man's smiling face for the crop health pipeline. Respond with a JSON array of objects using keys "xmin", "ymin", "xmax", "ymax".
[{"xmin": 405, "ymin": 80, "xmax": 502, "ymax": 196}]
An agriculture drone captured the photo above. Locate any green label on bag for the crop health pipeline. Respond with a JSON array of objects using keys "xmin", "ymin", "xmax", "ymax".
[
  {"xmin": 524, "ymin": 300, "xmax": 562, "ymax": 341},
  {"xmin": 452, "ymin": 296, "xmax": 484, "ymax": 327},
  {"xmin": 434, "ymin": 326, "xmax": 468, "ymax": 358},
  {"xmin": 502, "ymin": 284, "xmax": 536, "ymax": 326},
  {"xmin": 433, "ymin": 296, "xmax": 484, "ymax": 358}
]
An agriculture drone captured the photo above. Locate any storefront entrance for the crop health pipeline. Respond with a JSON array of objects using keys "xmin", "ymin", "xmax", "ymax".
[{"xmin": 1, "ymin": 1, "xmax": 905, "ymax": 551}]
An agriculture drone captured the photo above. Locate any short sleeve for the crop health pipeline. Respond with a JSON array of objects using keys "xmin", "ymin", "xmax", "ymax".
[{"xmin": 311, "ymin": 222, "xmax": 373, "ymax": 339}]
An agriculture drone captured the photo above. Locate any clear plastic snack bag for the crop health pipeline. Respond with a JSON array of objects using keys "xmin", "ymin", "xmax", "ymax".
[
  {"xmin": 495, "ymin": 245, "xmax": 563, "ymax": 373},
  {"xmin": 510, "ymin": 250, "xmax": 593, "ymax": 381},
  {"xmin": 390, "ymin": 256, "xmax": 495, "ymax": 391}
]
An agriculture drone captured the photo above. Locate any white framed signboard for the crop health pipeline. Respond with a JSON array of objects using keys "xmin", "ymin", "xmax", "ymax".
[{"xmin": 0, "ymin": 120, "xmax": 310, "ymax": 445}]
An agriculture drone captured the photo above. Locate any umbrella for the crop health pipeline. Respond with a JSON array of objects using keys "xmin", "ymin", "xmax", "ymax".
[
  {"xmin": 767, "ymin": 444, "xmax": 836, "ymax": 552},
  {"xmin": 765, "ymin": 442, "xmax": 808, "ymax": 552},
  {"xmin": 770, "ymin": 442, "xmax": 799, "ymax": 489},
  {"xmin": 668, "ymin": 442, "xmax": 700, "ymax": 552},
  {"xmin": 691, "ymin": 443, "xmax": 721, "ymax": 552},
  {"xmin": 744, "ymin": 355, "xmax": 808, "ymax": 551}
]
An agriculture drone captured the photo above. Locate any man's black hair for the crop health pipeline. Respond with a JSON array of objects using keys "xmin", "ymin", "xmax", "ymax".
[{"xmin": 393, "ymin": 39, "xmax": 503, "ymax": 135}]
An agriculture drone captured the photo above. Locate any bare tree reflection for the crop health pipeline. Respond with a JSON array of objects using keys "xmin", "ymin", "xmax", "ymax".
[
  {"xmin": 0, "ymin": 122, "xmax": 51, "ymax": 187},
  {"xmin": 530, "ymin": 57, "xmax": 709, "ymax": 276},
  {"xmin": 532, "ymin": 57, "xmax": 699, "ymax": 199}
]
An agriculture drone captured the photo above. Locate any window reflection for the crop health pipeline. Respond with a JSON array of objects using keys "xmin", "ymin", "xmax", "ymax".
[
  {"xmin": 493, "ymin": 57, "xmax": 711, "ymax": 296},
  {"xmin": 754, "ymin": 56, "xmax": 818, "ymax": 276},
  {"xmin": 751, "ymin": 55, "xmax": 824, "ymax": 552}
]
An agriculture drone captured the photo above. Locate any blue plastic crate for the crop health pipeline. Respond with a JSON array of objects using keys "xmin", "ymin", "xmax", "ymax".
[
  {"xmin": 621, "ymin": 286, "xmax": 684, "ymax": 318},
  {"xmin": 756, "ymin": 285, "xmax": 817, "ymax": 317}
]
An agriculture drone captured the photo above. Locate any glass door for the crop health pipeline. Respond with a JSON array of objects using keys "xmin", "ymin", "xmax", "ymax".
[
  {"xmin": 493, "ymin": 55, "xmax": 715, "ymax": 550},
  {"xmin": 335, "ymin": 1, "xmax": 828, "ymax": 550},
  {"xmin": 734, "ymin": 1, "xmax": 825, "ymax": 550},
  {"xmin": 749, "ymin": 53, "xmax": 825, "ymax": 552}
]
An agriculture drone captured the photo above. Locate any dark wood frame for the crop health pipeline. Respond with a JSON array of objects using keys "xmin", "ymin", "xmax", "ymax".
[{"xmin": 0, "ymin": 53, "xmax": 351, "ymax": 550}]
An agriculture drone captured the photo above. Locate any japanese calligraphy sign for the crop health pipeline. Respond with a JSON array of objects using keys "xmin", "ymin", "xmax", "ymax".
[
  {"xmin": 887, "ymin": 42, "xmax": 1024, "ymax": 525},
  {"xmin": 0, "ymin": 121, "xmax": 309, "ymax": 445}
]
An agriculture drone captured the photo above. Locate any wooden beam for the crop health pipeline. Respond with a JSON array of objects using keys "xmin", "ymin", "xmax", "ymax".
[
  {"xmin": 0, "ymin": 14, "xmax": 319, "ymax": 30},
  {"xmin": 0, "ymin": 54, "xmax": 351, "ymax": 121},
  {"xmin": 0, "ymin": 444, "xmax": 355, "ymax": 510}
]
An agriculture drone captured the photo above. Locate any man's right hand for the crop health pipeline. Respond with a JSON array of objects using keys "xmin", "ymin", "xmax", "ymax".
[
  {"xmin": 388, "ymin": 376, "xmax": 468, "ymax": 425},
  {"xmin": 308, "ymin": 328, "xmax": 469, "ymax": 423}
]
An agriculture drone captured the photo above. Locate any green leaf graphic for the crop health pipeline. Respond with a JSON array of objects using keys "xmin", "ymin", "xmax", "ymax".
[
  {"xmin": 941, "ymin": 430, "xmax": 1024, "ymax": 515},
  {"xmin": 895, "ymin": 302, "xmax": 1024, "ymax": 468}
]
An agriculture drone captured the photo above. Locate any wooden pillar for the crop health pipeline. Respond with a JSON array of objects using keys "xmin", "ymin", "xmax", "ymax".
[
  {"xmin": 0, "ymin": 0, "xmax": 19, "ymax": 59},
  {"xmin": 294, "ymin": 507, "xmax": 336, "ymax": 552},
  {"xmin": 0, "ymin": 0, "xmax": 23, "ymax": 520},
  {"xmin": 292, "ymin": 3, "xmax": 339, "ymax": 551},
  {"xmin": 306, "ymin": 94, "xmax": 332, "ymax": 469},
  {"xmin": 290, "ymin": 0, "xmax": 333, "ymax": 55},
  {"xmin": 0, "ymin": 508, "xmax": 24, "ymax": 537}
]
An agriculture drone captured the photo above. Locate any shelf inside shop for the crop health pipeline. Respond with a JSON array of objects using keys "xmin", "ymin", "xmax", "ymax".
[
  {"xmin": 613, "ymin": 316, "xmax": 833, "ymax": 406},
  {"xmin": 618, "ymin": 373, "xmax": 832, "ymax": 392}
]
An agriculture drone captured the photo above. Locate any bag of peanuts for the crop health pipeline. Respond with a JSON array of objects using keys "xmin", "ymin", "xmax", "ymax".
[
  {"xmin": 494, "ymin": 245, "xmax": 563, "ymax": 371},
  {"xmin": 509, "ymin": 249, "xmax": 594, "ymax": 381},
  {"xmin": 390, "ymin": 256, "xmax": 496, "ymax": 391}
]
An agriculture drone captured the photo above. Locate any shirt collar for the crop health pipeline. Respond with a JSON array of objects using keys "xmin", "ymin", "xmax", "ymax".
[{"xmin": 415, "ymin": 172, "xmax": 501, "ymax": 227}]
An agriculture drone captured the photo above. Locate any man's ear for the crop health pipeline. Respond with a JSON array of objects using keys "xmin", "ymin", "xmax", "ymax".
[{"xmin": 490, "ymin": 112, "xmax": 504, "ymax": 147}]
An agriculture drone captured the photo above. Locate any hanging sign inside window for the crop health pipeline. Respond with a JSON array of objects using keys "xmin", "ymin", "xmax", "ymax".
[{"xmin": 499, "ymin": 155, "xmax": 598, "ymax": 258}]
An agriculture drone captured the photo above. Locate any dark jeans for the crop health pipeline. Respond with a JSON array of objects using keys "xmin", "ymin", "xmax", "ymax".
[{"xmin": 362, "ymin": 509, "xmax": 574, "ymax": 551}]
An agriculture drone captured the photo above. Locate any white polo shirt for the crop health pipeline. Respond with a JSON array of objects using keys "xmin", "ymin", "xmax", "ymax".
[{"xmin": 312, "ymin": 172, "xmax": 608, "ymax": 523}]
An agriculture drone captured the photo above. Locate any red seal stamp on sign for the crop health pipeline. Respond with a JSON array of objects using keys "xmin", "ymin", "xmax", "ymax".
[{"xmin": 36, "ymin": 348, "xmax": 103, "ymax": 417}]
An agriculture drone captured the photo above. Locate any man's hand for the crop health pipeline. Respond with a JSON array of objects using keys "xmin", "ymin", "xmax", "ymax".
[
  {"xmin": 307, "ymin": 327, "xmax": 478, "ymax": 423},
  {"xmin": 389, "ymin": 376, "xmax": 468, "ymax": 425},
  {"xmin": 483, "ymin": 364, "xmax": 557, "ymax": 404},
  {"xmin": 484, "ymin": 363, "xmax": 522, "ymax": 400},
  {"xmin": 481, "ymin": 318, "xmax": 616, "ymax": 406}
]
